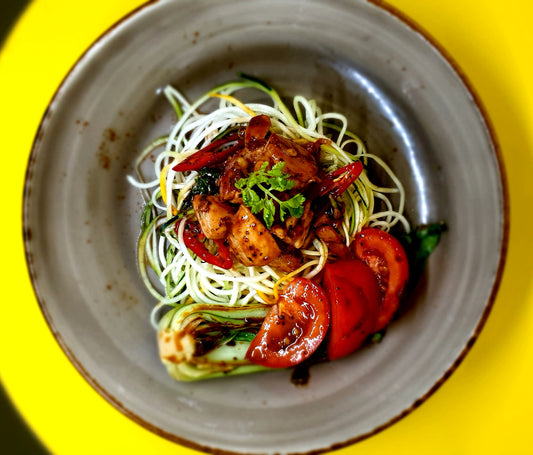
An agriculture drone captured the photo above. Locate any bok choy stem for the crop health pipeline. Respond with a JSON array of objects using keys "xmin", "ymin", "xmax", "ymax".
[{"xmin": 157, "ymin": 303, "xmax": 270, "ymax": 381}]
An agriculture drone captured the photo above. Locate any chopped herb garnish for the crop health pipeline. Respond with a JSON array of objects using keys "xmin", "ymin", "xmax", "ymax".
[{"xmin": 235, "ymin": 162, "xmax": 305, "ymax": 229}]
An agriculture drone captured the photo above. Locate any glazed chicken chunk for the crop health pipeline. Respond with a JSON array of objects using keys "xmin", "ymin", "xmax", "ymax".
[
  {"xmin": 217, "ymin": 114, "xmax": 321, "ymax": 202},
  {"xmin": 192, "ymin": 194, "xmax": 235, "ymax": 240},
  {"xmin": 253, "ymin": 133, "xmax": 320, "ymax": 190},
  {"xmin": 187, "ymin": 114, "xmax": 357, "ymax": 270},
  {"xmin": 271, "ymin": 200, "xmax": 313, "ymax": 249},
  {"xmin": 227, "ymin": 204, "xmax": 281, "ymax": 267}
]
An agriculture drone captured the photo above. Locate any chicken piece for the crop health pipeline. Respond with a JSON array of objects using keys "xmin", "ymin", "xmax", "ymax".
[
  {"xmin": 227, "ymin": 205, "xmax": 281, "ymax": 267},
  {"xmin": 217, "ymin": 158, "xmax": 246, "ymax": 204},
  {"xmin": 245, "ymin": 114, "xmax": 271, "ymax": 149},
  {"xmin": 269, "ymin": 249, "xmax": 303, "ymax": 273},
  {"xmin": 271, "ymin": 200, "xmax": 313, "ymax": 249},
  {"xmin": 314, "ymin": 205, "xmax": 343, "ymax": 228},
  {"xmin": 192, "ymin": 195, "xmax": 236, "ymax": 240},
  {"xmin": 254, "ymin": 133, "xmax": 320, "ymax": 190},
  {"xmin": 316, "ymin": 225, "xmax": 353, "ymax": 259},
  {"xmin": 219, "ymin": 115, "xmax": 321, "ymax": 203},
  {"xmin": 217, "ymin": 116, "xmax": 270, "ymax": 203},
  {"xmin": 316, "ymin": 225, "xmax": 344, "ymax": 243}
]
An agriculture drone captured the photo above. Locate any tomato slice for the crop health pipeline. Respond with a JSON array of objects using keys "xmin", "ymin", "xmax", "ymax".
[
  {"xmin": 353, "ymin": 227, "xmax": 409, "ymax": 331},
  {"xmin": 322, "ymin": 259, "xmax": 381, "ymax": 360},
  {"xmin": 246, "ymin": 278, "xmax": 330, "ymax": 368}
]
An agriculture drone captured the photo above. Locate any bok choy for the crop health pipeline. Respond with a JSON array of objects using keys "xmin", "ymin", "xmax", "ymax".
[{"xmin": 157, "ymin": 303, "xmax": 270, "ymax": 381}]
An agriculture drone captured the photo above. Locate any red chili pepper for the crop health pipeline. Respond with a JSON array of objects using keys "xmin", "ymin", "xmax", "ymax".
[
  {"xmin": 318, "ymin": 161, "xmax": 363, "ymax": 198},
  {"xmin": 173, "ymin": 133, "xmax": 242, "ymax": 172},
  {"xmin": 179, "ymin": 221, "xmax": 233, "ymax": 269}
]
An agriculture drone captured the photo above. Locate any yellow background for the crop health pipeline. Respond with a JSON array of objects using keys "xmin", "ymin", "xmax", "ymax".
[{"xmin": 1, "ymin": 0, "xmax": 532, "ymax": 453}]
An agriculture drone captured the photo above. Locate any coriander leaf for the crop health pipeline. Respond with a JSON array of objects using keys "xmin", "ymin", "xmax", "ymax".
[
  {"xmin": 286, "ymin": 204, "xmax": 305, "ymax": 219},
  {"xmin": 235, "ymin": 162, "xmax": 268, "ymax": 190},
  {"xmin": 268, "ymin": 162, "xmax": 285, "ymax": 177},
  {"xmin": 241, "ymin": 187, "xmax": 262, "ymax": 212},
  {"xmin": 270, "ymin": 175, "xmax": 295, "ymax": 192},
  {"xmin": 279, "ymin": 194, "xmax": 306, "ymax": 221},
  {"xmin": 235, "ymin": 160, "xmax": 306, "ymax": 229},
  {"xmin": 267, "ymin": 162, "xmax": 295, "ymax": 191},
  {"xmin": 263, "ymin": 198, "xmax": 276, "ymax": 229},
  {"xmin": 279, "ymin": 205, "xmax": 288, "ymax": 222},
  {"xmin": 284, "ymin": 193, "xmax": 306, "ymax": 211}
]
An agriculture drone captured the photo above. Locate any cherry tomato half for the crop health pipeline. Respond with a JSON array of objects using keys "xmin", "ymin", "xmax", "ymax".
[
  {"xmin": 353, "ymin": 227, "xmax": 409, "ymax": 331},
  {"xmin": 322, "ymin": 259, "xmax": 381, "ymax": 360},
  {"xmin": 246, "ymin": 278, "xmax": 330, "ymax": 368}
]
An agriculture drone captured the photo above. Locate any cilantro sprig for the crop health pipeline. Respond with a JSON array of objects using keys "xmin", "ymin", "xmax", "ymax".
[{"xmin": 235, "ymin": 162, "xmax": 305, "ymax": 229}]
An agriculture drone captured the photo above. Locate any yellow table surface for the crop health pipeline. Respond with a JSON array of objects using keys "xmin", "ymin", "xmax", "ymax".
[{"xmin": 1, "ymin": 0, "xmax": 532, "ymax": 453}]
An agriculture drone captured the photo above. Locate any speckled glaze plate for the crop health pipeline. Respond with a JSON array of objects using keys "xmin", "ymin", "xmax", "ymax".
[{"xmin": 23, "ymin": 0, "xmax": 508, "ymax": 453}]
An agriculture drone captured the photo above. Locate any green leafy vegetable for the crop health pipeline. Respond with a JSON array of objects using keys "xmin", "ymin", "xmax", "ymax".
[
  {"xmin": 232, "ymin": 331, "xmax": 258, "ymax": 343},
  {"xmin": 158, "ymin": 303, "xmax": 270, "ymax": 381},
  {"xmin": 181, "ymin": 167, "xmax": 222, "ymax": 211},
  {"xmin": 370, "ymin": 330, "xmax": 386, "ymax": 344},
  {"xmin": 235, "ymin": 162, "xmax": 306, "ymax": 229},
  {"xmin": 402, "ymin": 221, "xmax": 447, "ymax": 288}
]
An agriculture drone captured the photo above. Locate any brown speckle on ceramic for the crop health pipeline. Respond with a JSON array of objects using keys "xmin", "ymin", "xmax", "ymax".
[{"xmin": 23, "ymin": 0, "xmax": 507, "ymax": 454}]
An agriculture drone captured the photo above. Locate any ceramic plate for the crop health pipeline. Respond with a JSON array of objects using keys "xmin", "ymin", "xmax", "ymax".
[{"xmin": 23, "ymin": 0, "xmax": 508, "ymax": 453}]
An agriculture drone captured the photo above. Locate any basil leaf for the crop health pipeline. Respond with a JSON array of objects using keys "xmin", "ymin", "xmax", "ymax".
[
  {"xmin": 181, "ymin": 167, "xmax": 221, "ymax": 211},
  {"xmin": 401, "ymin": 221, "xmax": 447, "ymax": 289}
]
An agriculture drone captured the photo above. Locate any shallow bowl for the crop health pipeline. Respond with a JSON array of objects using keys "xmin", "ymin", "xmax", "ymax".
[{"xmin": 23, "ymin": 0, "xmax": 508, "ymax": 453}]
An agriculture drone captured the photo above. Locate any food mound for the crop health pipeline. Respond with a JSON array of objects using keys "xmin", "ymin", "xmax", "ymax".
[{"xmin": 129, "ymin": 74, "xmax": 443, "ymax": 381}]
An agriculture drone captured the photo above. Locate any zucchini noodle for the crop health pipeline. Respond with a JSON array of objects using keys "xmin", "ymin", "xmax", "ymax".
[{"xmin": 128, "ymin": 75, "xmax": 409, "ymax": 327}]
